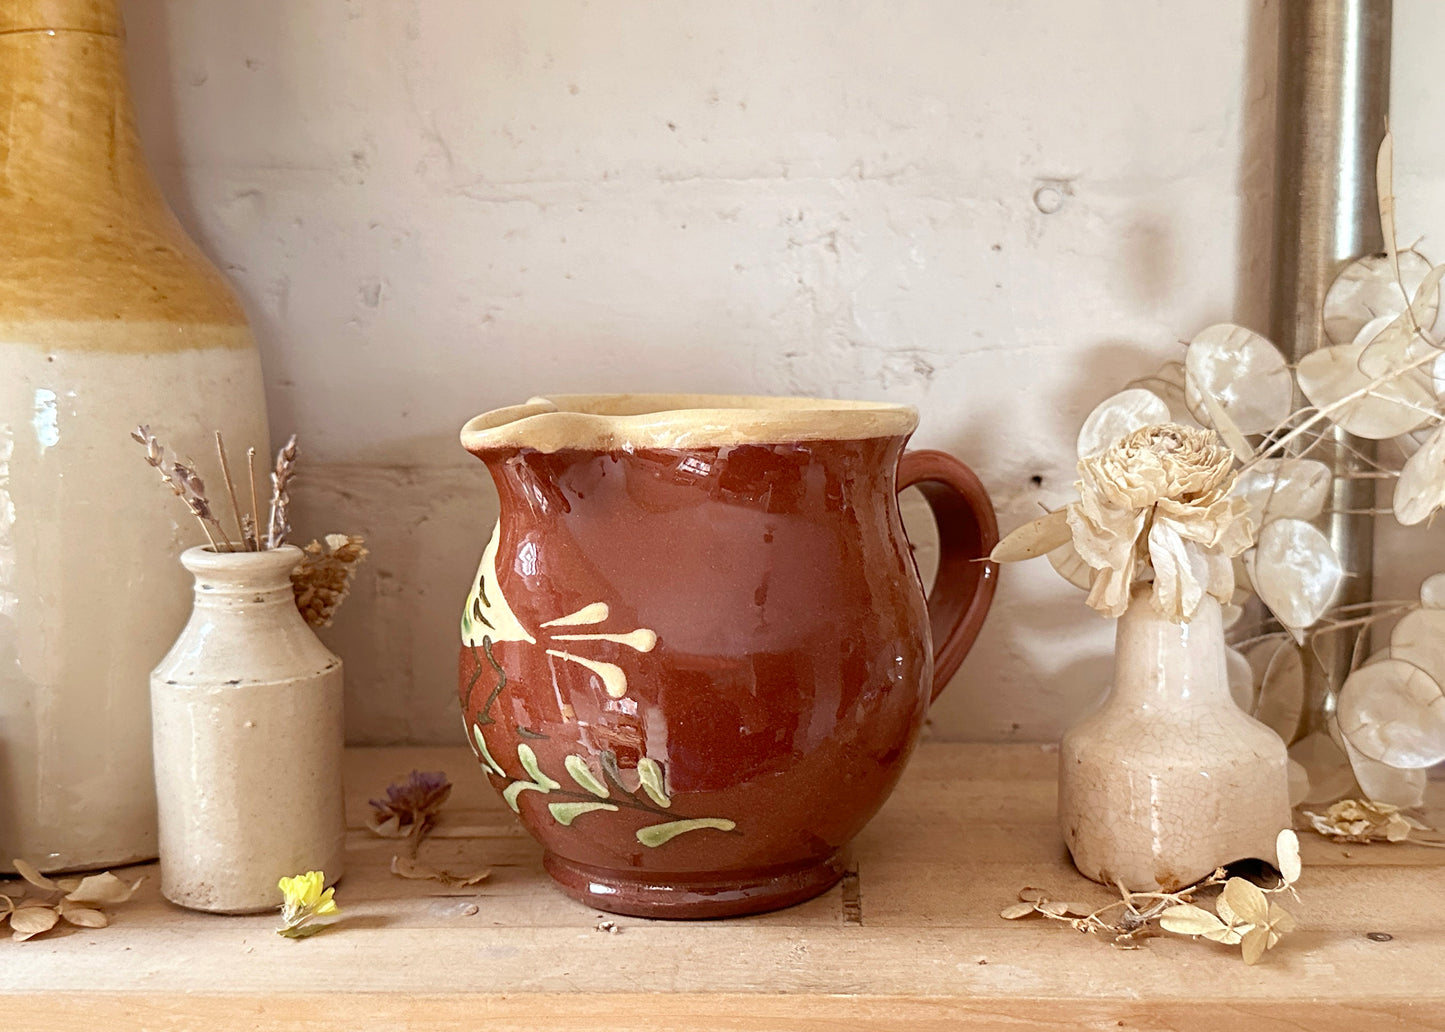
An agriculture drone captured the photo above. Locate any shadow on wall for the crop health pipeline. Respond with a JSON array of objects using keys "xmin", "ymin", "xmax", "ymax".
[{"xmin": 290, "ymin": 434, "xmax": 497, "ymax": 745}]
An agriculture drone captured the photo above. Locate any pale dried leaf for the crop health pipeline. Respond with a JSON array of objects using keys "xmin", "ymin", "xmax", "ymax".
[
  {"xmin": 65, "ymin": 871, "xmax": 139, "ymax": 905},
  {"xmin": 58, "ymin": 903, "xmax": 109, "ymax": 928},
  {"xmin": 1224, "ymin": 879, "xmax": 1270, "ymax": 927},
  {"xmin": 10, "ymin": 905, "xmax": 58, "ymax": 940},
  {"xmin": 1276, "ymin": 830, "xmax": 1301, "ymax": 886},
  {"xmin": 12, "ymin": 859, "xmax": 57, "ymax": 891},
  {"xmin": 1323, "ymin": 249, "xmax": 1438, "ymax": 344},
  {"xmin": 1017, "ymin": 887, "xmax": 1047, "ymax": 902},
  {"xmin": 1000, "ymin": 901, "xmax": 1038, "ymax": 919},
  {"xmin": 1421, "ymin": 573, "xmax": 1445, "ymax": 609},
  {"xmin": 390, "ymin": 856, "xmax": 440, "ymax": 880},
  {"xmin": 1337, "ymin": 658, "xmax": 1445, "ymax": 769},
  {"xmin": 1159, "ymin": 903, "xmax": 1226, "ymax": 936},
  {"xmin": 1250, "ymin": 520, "xmax": 1344, "ymax": 634},
  {"xmin": 1037, "ymin": 900, "xmax": 1069, "ymax": 917},
  {"xmin": 1185, "ymin": 324, "xmax": 1294, "ymax": 434},
  {"xmin": 991, "ymin": 509, "xmax": 1071, "ymax": 563},
  {"xmin": 1296, "ymin": 342, "xmax": 1434, "ymax": 440},
  {"xmin": 1202, "ymin": 925, "xmax": 1247, "ymax": 945},
  {"xmin": 1077, "ymin": 389, "xmax": 1172, "ymax": 459},
  {"xmin": 1240, "ymin": 925, "xmax": 1270, "ymax": 965},
  {"xmin": 1269, "ymin": 906, "xmax": 1298, "ymax": 935},
  {"xmin": 1215, "ymin": 894, "xmax": 1241, "ymax": 926},
  {"xmin": 389, "ymin": 855, "xmax": 492, "ymax": 888},
  {"xmin": 1394, "ymin": 422, "xmax": 1445, "ymax": 525}
]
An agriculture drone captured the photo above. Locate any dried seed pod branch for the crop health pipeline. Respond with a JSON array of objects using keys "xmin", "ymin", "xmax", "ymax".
[{"xmin": 267, "ymin": 435, "xmax": 299, "ymax": 549}]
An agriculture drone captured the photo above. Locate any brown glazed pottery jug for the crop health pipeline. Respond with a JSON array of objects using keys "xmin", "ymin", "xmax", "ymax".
[{"xmin": 458, "ymin": 395, "xmax": 998, "ymax": 918}]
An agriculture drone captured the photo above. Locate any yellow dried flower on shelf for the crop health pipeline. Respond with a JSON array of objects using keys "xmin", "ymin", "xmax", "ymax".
[{"xmin": 277, "ymin": 870, "xmax": 339, "ymax": 939}]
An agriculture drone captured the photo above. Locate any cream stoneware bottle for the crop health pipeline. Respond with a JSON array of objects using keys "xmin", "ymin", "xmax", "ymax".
[
  {"xmin": 1058, "ymin": 586, "xmax": 1291, "ymax": 891},
  {"xmin": 151, "ymin": 546, "xmax": 345, "ymax": 914},
  {"xmin": 0, "ymin": 0, "xmax": 269, "ymax": 872}
]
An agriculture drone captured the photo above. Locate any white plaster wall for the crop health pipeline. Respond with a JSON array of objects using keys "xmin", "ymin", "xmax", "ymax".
[{"xmin": 119, "ymin": 0, "xmax": 1445, "ymax": 745}]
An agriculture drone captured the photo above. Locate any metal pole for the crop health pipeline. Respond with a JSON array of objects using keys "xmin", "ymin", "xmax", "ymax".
[{"xmin": 1268, "ymin": 0, "xmax": 1391, "ymax": 733}]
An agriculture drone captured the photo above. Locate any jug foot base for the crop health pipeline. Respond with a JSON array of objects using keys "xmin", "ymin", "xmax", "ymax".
[{"xmin": 542, "ymin": 850, "xmax": 850, "ymax": 919}]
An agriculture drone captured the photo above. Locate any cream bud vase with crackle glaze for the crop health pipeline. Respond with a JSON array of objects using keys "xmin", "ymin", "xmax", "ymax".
[
  {"xmin": 1058, "ymin": 585, "xmax": 1291, "ymax": 892},
  {"xmin": 151, "ymin": 546, "xmax": 345, "ymax": 914},
  {"xmin": 0, "ymin": 0, "xmax": 269, "ymax": 872}
]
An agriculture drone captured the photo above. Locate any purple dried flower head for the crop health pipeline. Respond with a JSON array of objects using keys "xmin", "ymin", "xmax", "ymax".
[{"xmin": 369, "ymin": 770, "xmax": 452, "ymax": 829}]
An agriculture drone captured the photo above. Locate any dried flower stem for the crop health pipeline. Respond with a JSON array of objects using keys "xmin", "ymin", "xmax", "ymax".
[
  {"xmin": 247, "ymin": 447, "xmax": 262, "ymax": 551},
  {"xmin": 214, "ymin": 432, "xmax": 251, "ymax": 551},
  {"xmin": 267, "ymin": 435, "xmax": 299, "ymax": 549}
]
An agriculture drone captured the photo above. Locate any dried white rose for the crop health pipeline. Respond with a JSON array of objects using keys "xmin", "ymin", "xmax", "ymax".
[{"xmin": 1067, "ymin": 423, "xmax": 1255, "ymax": 621}]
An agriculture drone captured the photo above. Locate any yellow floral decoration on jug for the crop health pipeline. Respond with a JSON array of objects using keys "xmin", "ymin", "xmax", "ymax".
[{"xmin": 460, "ymin": 523, "xmax": 736, "ymax": 847}]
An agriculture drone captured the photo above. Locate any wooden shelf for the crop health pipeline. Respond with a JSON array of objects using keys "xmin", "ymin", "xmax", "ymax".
[{"xmin": 4, "ymin": 743, "xmax": 1443, "ymax": 1030}]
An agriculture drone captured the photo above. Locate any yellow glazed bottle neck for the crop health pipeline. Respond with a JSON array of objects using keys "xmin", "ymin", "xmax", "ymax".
[{"xmin": 0, "ymin": 0, "xmax": 248, "ymax": 331}]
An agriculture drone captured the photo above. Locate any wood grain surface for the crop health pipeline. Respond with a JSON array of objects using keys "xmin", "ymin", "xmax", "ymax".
[{"xmin": 3, "ymin": 743, "xmax": 1442, "ymax": 1031}]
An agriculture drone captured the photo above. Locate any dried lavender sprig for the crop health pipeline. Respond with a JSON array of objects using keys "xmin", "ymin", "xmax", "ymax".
[
  {"xmin": 131, "ymin": 425, "xmax": 224, "ymax": 550},
  {"xmin": 267, "ymin": 434, "xmax": 300, "ymax": 549},
  {"xmin": 170, "ymin": 460, "xmax": 232, "ymax": 551}
]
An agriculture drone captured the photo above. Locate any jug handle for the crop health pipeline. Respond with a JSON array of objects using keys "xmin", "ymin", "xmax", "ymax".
[{"xmin": 896, "ymin": 449, "xmax": 1000, "ymax": 704}]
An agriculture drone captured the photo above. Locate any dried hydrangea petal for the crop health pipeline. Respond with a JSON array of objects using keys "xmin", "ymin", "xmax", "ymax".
[
  {"xmin": 1184, "ymin": 324, "xmax": 1294, "ymax": 435},
  {"xmin": 1337, "ymin": 658, "xmax": 1445, "ymax": 769},
  {"xmin": 1076, "ymin": 388, "xmax": 1172, "ymax": 459}
]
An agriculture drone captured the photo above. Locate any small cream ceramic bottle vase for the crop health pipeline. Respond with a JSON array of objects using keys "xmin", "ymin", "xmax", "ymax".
[
  {"xmin": 0, "ymin": 0, "xmax": 269, "ymax": 872},
  {"xmin": 1059, "ymin": 586, "xmax": 1290, "ymax": 892},
  {"xmin": 151, "ymin": 546, "xmax": 345, "ymax": 913}
]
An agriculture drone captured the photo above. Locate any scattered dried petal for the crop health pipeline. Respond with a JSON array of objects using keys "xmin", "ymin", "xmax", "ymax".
[{"xmin": 65, "ymin": 871, "xmax": 140, "ymax": 906}]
